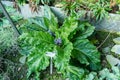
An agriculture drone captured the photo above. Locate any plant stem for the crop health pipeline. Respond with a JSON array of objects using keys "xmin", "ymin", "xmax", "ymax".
[
  {"xmin": 50, "ymin": 57, "xmax": 53, "ymax": 75},
  {"xmin": 97, "ymin": 32, "xmax": 110, "ymax": 49}
]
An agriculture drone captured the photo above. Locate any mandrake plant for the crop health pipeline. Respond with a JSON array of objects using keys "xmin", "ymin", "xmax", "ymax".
[{"xmin": 19, "ymin": 5, "xmax": 100, "ymax": 80}]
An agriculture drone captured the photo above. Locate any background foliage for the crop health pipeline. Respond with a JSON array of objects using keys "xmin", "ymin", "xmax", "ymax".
[{"xmin": 0, "ymin": 4, "xmax": 27, "ymax": 80}]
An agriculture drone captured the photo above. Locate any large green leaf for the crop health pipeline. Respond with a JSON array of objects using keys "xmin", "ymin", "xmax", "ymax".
[
  {"xmin": 19, "ymin": 31, "xmax": 55, "ymax": 78},
  {"xmin": 72, "ymin": 22, "xmax": 95, "ymax": 40},
  {"xmin": 44, "ymin": 16, "xmax": 58, "ymax": 32},
  {"xmin": 44, "ymin": 5, "xmax": 58, "ymax": 32},
  {"xmin": 54, "ymin": 11, "xmax": 78, "ymax": 73},
  {"xmin": 27, "ymin": 45, "xmax": 50, "ymax": 78},
  {"xmin": 72, "ymin": 49, "xmax": 89, "ymax": 65},
  {"xmin": 66, "ymin": 65, "xmax": 85, "ymax": 80},
  {"xmin": 19, "ymin": 31, "xmax": 54, "ymax": 45},
  {"xmin": 54, "ymin": 42, "xmax": 73, "ymax": 72},
  {"xmin": 77, "ymin": 22, "xmax": 95, "ymax": 39},
  {"xmin": 28, "ymin": 6, "xmax": 58, "ymax": 33},
  {"xmin": 28, "ymin": 17, "xmax": 48, "ymax": 31},
  {"xmin": 73, "ymin": 39, "xmax": 100, "ymax": 70},
  {"xmin": 69, "ymin": 22, "xmax": 95, "ymax": 41},
  {"xmin": 59, "ymin": 11, "xmax": 78, "ymax": 40}
]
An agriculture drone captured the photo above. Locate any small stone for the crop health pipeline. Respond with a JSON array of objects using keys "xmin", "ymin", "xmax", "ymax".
[
  {"xmin": 106, "ymin": 55, "xmax": 120, "ymax": 67},
  {"xmin": 111, "ymin": 45, "xmax": 120, "ymax": 54},
  {"xmin": 113, "ymin": 37, "xmax": 120, "ymax": 44}
]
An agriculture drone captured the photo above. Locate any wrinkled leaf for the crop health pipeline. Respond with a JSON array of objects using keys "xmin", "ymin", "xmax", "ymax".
[
  {"xmin": 54, "ymin": 42, "xmax": 73, "ymax": 72},
  {"xmin": 28, "ymin": 17, "xmax": 48, "ymax": 31},
  {"xmin": 76, "ymin": 22, "xmax": 95, "ymax": 39},
  {"xmin": 66, "ymin": 65, "xmax": 85, "ymax": 80},
  {"xmin": 59, "ymin": 11, "xmax": 78, "ymax": 40},
  {"xmin": 73, "ymin": 39, "xmax": 100, "ymax": 70},
  {"xmin": 19, "ymin": 31, "xmax": 55, "ymax": 78}
]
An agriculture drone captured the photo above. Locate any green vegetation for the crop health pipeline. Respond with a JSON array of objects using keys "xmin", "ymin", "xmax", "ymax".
[
  {"xmin": 0, "ymin": 0, "xmax": 120, "ymax": 80},
  {"xmin": 19, "ymin": 6, "xmax": 100, "ymax": 79}
]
